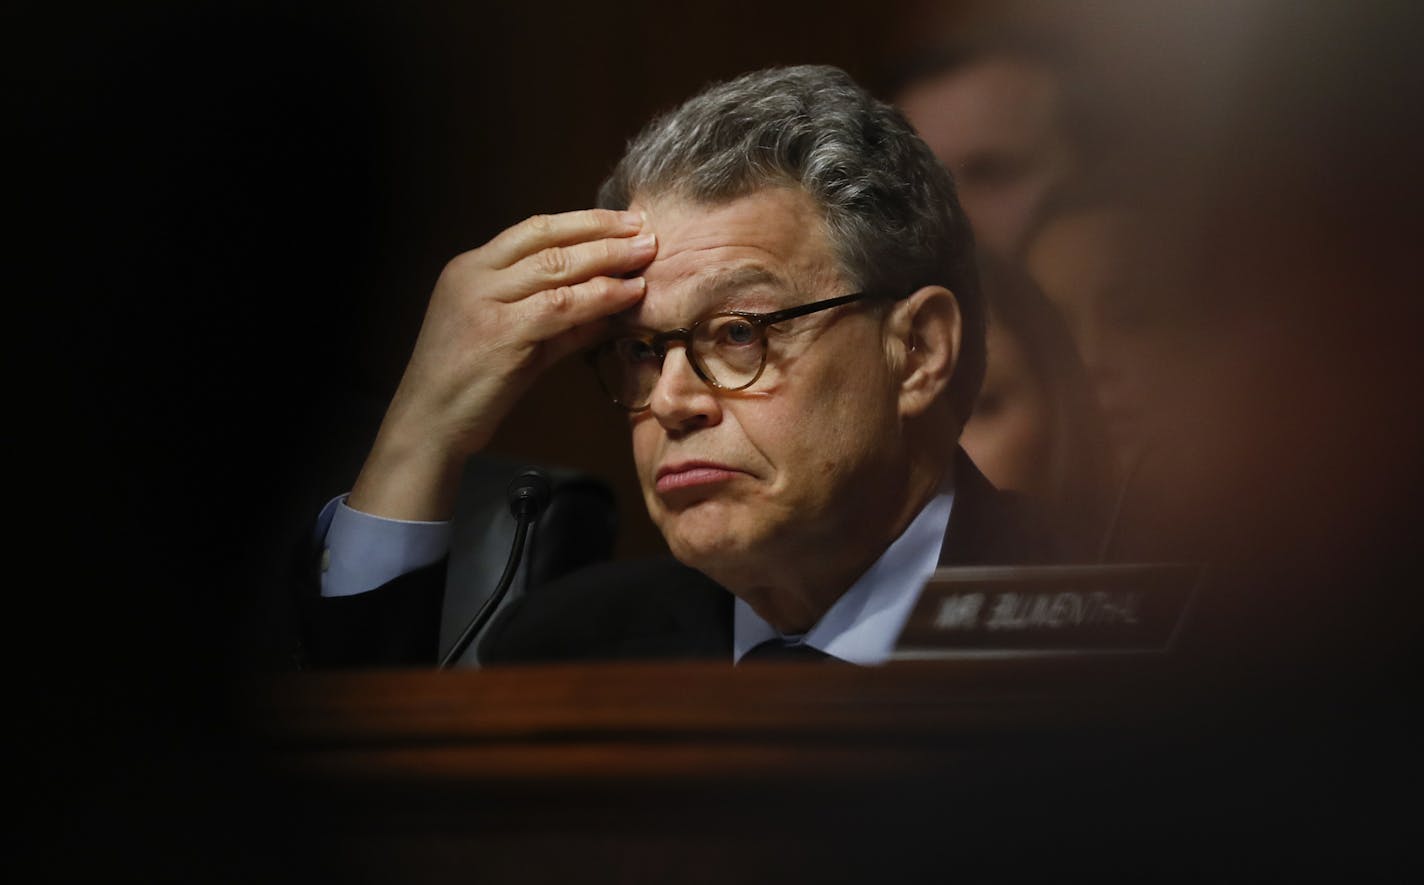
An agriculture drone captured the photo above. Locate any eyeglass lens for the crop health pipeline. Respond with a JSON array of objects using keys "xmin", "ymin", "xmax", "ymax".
[{"xmin": 595, "ymin": 315, "xmax": 769, "ymax": 408}]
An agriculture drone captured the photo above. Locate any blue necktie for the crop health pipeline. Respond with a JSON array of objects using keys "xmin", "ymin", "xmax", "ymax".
[{"xmin": 741, "ymin": 638, "xmax": 835, "ymax": 662}]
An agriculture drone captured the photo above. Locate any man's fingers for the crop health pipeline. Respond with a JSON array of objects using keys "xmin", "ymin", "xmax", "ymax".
[
  {"xmin": 498, "ymin": 231, "xmax": 657, "ymax": 300},
  {"xmin": 519, "ymin": 274, "xmax": 647, "ymax": 342},
  {"xmin": 537, "ymin": 316, "xmax": 627, "ymax": 372},
  {"xmin": 483, "ymin": 208, "xmax": 644, "ymax": 269}
]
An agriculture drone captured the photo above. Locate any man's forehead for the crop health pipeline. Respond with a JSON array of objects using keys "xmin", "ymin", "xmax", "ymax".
[
  {"xmin": 622, "ymin": 188, "xmax": 843, "ymax": 327},
  {"xmin": 619, "ymin": 264, "xmax": 792, "ymax": 329}
]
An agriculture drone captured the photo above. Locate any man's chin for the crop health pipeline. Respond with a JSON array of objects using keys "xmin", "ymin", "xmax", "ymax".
[
  {"xmin": 659, "ymin": 516, "xmax": 765, "ymax": 583},
  {"xmin": 664, "ymin": 528, "xmax": 742, "ymax": 570}
]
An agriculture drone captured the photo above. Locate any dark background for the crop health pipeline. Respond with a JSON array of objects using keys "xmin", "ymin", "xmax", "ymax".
[
  {"xmin": 12, "ymin": 0, "xmax": 1423, "ymax": 879},
  {"xmin": 19, "ymin": 0, "xmax": 1021, "ymax": 685}
]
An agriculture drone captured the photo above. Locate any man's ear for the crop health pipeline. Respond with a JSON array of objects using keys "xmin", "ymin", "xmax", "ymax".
[{"xmin": 887, "ymin": 285, "xmax": 961, "ymax": 419}]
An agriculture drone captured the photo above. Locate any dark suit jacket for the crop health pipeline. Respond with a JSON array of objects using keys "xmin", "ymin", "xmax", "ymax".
[{"xmin": 303, "ymin": 449, "xmax": 1075, "ymax": 668}]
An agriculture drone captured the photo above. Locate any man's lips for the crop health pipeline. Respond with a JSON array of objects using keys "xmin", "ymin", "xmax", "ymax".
[{"xmin": 654, "ymin": 461, "xmax": 745, "ymax": 495}]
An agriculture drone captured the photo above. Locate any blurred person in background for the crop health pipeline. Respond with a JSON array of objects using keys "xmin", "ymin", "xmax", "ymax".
[
  {"xmin": 1024, "ymin": 197, "xmax": 1166, "ymax": 484},
  {"xmin": 961, "ymin": 253, "xmax": 1112, "ymax": 553},
  {"xmin": 891, "ymin": 28, "xmax": 1087, "ymax": 262},
  {"xmin": 1024, "ymin": 1, "xmax": 1424, "ymax": 667}
]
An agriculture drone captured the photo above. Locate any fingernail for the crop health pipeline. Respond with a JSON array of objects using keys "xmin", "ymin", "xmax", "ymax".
[
  {"xmin": 620, "ymin": 211, "xmax": 643, "ymax": 228},
  {"xmin": 631, "ymin": 232, "xmax": 657, "ymax": 250}
]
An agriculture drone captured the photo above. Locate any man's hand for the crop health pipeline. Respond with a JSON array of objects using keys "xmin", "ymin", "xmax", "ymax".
[{"xmin": 349, "ymin": 209, "xmax": 654, "ymax": 520}]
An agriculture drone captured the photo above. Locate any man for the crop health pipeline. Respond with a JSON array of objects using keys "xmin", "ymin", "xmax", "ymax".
[
  {"xmin": 306, "ymin": 65, "xmax": 1066, "ymax": 668},
  {"xmin": 891, "ymin": 32, "xmax": 1084, "ymax": 262}
]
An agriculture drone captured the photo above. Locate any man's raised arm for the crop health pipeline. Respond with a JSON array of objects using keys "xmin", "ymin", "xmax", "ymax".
[{"xmin": 348, "ymin": 208, "xmax": 654, "ymax": 521}]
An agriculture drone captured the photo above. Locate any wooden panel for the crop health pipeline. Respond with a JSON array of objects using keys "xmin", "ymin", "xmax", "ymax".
[{"xmin": 236, "ymin": 658, "xmax": 1258, "ymax": 881}]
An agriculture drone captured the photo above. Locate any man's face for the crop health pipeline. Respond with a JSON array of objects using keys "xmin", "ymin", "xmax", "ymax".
[
  {"xmin": 897, "ymin": 57, "xmax": 1075, "ymax": 260},
  {"xmin": 620, "ymin": 187, "xmax": 904, "ymax": 588}
]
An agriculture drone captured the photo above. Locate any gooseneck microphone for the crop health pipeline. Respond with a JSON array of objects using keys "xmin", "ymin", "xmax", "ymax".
[{"xmin": 439, "ymin": 468, "xmax": 552, "ymax": 669}]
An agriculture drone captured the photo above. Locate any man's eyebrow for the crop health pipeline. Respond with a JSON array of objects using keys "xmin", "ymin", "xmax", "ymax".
[
  {"xmin": 680, "ymin": 266, "xmax": 795, "ymax": 318},
  {"xmin": 700, "ymin": 266, "xmax": 786, "ymax": 299},
  {"xmin": 614, "ymin": 266, "xmax": 790, "ymax": 330}
]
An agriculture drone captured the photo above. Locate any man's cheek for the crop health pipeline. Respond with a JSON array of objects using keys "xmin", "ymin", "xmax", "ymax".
[{"xmin": 630, "ymin": 430, "xmax": 657, "ymax": 480}]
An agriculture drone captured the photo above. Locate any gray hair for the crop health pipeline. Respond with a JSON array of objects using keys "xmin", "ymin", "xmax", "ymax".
[{"xmin": 596, "ymin": 64, "xmax": 985, "ymax": 426}]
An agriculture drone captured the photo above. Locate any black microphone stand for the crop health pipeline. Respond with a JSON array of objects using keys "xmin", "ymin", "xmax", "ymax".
[{"xmin": 439, "ymin": 469, "xmax": 551, "ymax": 669}]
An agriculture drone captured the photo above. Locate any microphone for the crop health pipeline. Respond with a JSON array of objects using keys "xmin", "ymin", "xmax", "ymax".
[
  {"xmin": 507, "ymin": 468, "xmax": 552, "ymax": 521},
  {"xmin": 439, "ymin": 468, "xmax": 552, "ymax": 669}
]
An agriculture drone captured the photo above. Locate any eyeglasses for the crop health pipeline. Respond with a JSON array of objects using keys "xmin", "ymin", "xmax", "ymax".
[{"xmin": 588, "ymin": 291, "xmax": 877, "ymax": 411}]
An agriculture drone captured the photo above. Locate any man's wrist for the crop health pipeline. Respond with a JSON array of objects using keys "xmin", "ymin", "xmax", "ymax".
[{"xmin": 319, "ymin": 496, "xmax": 453, "ymax": 597}]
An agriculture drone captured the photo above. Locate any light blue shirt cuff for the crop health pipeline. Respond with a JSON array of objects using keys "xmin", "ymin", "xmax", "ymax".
[{"xmin": 316, "ymin": 495, "xmax": 453, "ymax": 598}]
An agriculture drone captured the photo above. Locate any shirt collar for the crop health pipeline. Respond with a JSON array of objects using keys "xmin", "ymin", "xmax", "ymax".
[{"xmin": 732, "ymin": 488, "xmax": 955, "ymax": 665}]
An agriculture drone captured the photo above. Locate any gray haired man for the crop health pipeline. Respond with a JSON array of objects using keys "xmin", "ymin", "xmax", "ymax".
[{"xmin": 309, "ymin": 65, "xmax": 1063, "ymax": 666}]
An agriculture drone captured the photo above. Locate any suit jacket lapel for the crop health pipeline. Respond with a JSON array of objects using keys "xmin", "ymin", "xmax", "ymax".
[{"xmin": 938, "ymin": 447, "xmax": 1063, "ymax": 566}]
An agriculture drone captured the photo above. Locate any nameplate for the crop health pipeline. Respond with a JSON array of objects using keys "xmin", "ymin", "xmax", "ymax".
[{"xmin": 892, "ymin": 563, "xmax": 1204, "ymax": 660}]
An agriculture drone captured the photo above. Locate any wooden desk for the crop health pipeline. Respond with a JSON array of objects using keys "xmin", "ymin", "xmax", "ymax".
[{"xmin": 238, "ymin": 656, "xmax": 1290, "ymax": 882}]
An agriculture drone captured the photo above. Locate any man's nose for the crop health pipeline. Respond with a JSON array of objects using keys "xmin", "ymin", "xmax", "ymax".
[{"xmin": 647, "ymin": 346, "xmax": 721, "ymax": 432}]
